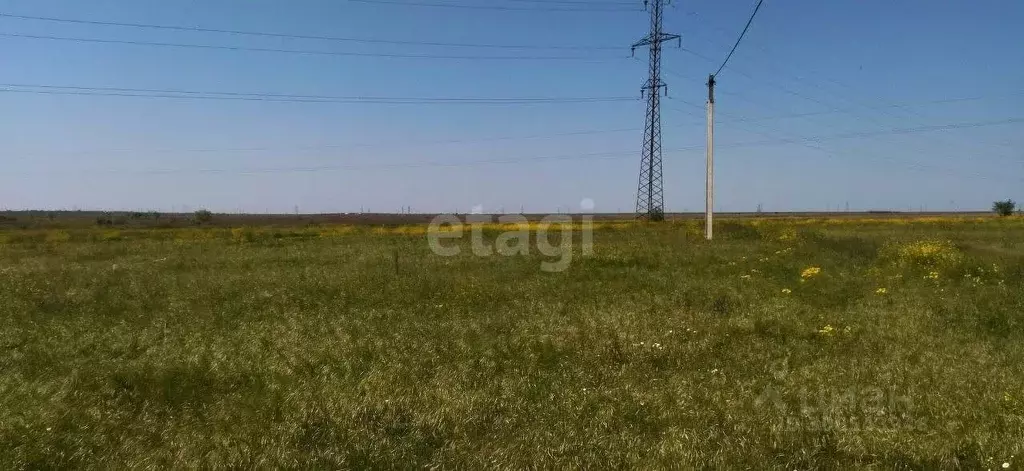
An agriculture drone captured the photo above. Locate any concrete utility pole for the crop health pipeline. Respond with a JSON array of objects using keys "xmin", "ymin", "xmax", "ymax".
[
  {"xmin": 705, "ymin": 74, "xmax": 715, "ymax": 240},
  {"xmin": 702, "ymin": 0, "xmax": 764, "ymax": 236}
]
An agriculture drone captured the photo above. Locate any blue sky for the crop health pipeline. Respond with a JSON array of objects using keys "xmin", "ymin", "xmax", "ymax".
[{"xmin": 0, "ymin": 0, "xmax": 1021, "ymax": 213}]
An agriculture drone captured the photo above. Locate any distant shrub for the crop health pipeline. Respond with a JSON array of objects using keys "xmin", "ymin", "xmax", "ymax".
[
  {"xmin": 95, "ymin": 213, "xmax": 113, "ymax": 226},
  {"xmin": 193, "ymin": 209, "xmax": 213, "ymax": 224},
  {"xmin": 993, "ymin": 199, "xmax": 1016, "ymax": 217}
]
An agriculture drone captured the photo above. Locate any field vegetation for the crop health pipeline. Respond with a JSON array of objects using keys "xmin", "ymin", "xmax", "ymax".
[{"xmin": 1, "ymin": 216, "xmax": 1023, "ymax": 468}]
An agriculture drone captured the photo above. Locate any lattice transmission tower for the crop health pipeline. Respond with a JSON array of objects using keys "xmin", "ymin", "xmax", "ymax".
[{"xmin": 632, "ymin": 0, "xmax": 679, "ymax": 220}]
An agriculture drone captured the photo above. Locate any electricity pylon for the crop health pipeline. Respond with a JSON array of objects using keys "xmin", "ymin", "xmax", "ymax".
[{"xmin": 632, "ymin": 0, "xmax": 679, "ymax": 220}]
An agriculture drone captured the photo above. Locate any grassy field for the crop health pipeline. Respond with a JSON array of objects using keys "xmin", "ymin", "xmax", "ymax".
[{"xmin": 1, "ymin": 216, "xmax": 1023, "ymax": 468}]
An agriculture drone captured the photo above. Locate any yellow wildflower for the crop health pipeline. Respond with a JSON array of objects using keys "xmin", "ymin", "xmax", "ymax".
[
  {"xmin": 781, "ymin": 288, "xmax": 792, "ymax": 294},
  {"xmin": 876, "ymin": 287, "xmax": 888, "ymax": 295},
  {"xmin": 817, "ymin": 325, "xmax": 835, "ymax": 336},
  {"xmin": 801, "ymin": 267, "xmax": 822, "ymax": 279},
  {"xmin": 885, "ymin": 239, "xmax": 963, "ymax": 269}
]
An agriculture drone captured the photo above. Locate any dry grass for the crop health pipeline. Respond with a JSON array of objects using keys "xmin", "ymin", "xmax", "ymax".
[{"xmin": 1, "ymin": 217, "xmax": 1023, "ymax": 468}]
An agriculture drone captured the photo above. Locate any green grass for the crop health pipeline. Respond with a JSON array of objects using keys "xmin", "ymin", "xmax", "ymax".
[{"xmin": 1, "ymin": 218, "xmax": 1023, "ymax": 468}]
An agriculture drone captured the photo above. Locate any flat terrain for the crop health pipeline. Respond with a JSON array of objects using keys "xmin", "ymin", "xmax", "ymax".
[
  {"xmin": 1, "ymin": 216, "xmax": 1023, "ymax": 468},
  {"xmin": 0, "ymin": 210, "xmax": 994, "ymax": 229}
]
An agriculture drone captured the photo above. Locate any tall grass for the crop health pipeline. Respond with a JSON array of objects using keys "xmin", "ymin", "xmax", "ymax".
[{"xmin": 0, "ymin": 218, "xmax": 1022, "ymax": 468}]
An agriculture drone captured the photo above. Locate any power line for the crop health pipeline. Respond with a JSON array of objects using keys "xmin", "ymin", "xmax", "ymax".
[
  {"xmin": 659, "ymin": 78, "xmax": 1024, "ymax": 123},
  {"xmin": 11, "ymin": 127, "xmax": 647, "ymax": 159},
  {"xmin": 677, "ymin": 47, "xmax": 857, "ymax": 115},
  {"xmin": 0, "ymin": 111, "xmax": 808, "ymax": 157},
  {"xmin": 7, "ymin": 80, "xmax": 1013, "ymax": 129},
  {"xmin": 680, "ymin": 47, "xmax": 845, "ymax": 111},
  {"xmin": 26, "ymin": 149, "xmax": 642, "ymax": 176},
  {"xmin": 345, "ymin": 0, "xmax": 640, "ymax": 12},
  {"xmin": 506, "ymin": 0, "xmax": 635, "ymax": 4},
  {"xmin": 9, "ymin": 84, "xmax": 1015, "ymax": 157},
  {"xmin": 0, "ymin": 84, "xmax": 638, "ymax": 104},
  {"xmin": 712, "ymin": 0, "xmax": 764, "ymax": 77},
  {"xmin": 675, "ymin": 49, "xmax": 1022, "ymax": 168},
  {"xmin": 0, "ymin": 12, "xmax": 621, "ymax": 50},
  {"xmin": 681, "ymin": 16, "xmax": 1002, "ymax": 160},
  {"xmin": 679, "ymin": 43, "xmax": 1010, "ymax": 179},
  {"xmin": 21, "ymin": 117, "xmax": 1022, "ymax": 178},
  {"xmin": 736, "ymin": 51, "xmax": 1012, "ymax": 159},
  {"xmin": 678, "ymin": 114, "xmax": 1024, "ymax": 158},
  {"xmin": 706, "ymin": 112, "xmax": 1023, "ymax": 185},
  {"xmin": 0, "ymin": 32, "xmax": 624, "ymax": 61},
  {"xmin": 687, "ymin": 7, "xmax": 992, "ymax": 136},
  {"xmin": 678, "ymin": 21, "xmax": 1015, "ymax": 162},
  {"xmin": 0, "ymin": 83, "xmax": 632, "ymax": 102},
  {"xmin": 668, "ymin": 101, "xmax": 1023, "ymax": 181}
]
